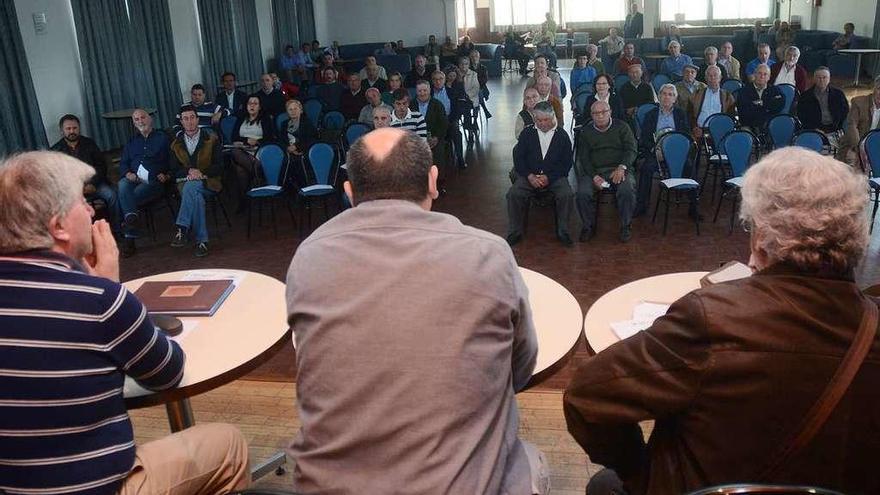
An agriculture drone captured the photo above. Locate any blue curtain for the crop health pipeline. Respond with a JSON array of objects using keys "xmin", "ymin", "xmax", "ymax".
[
  {"xmin": 272, "ymin": 0, "xmax": 300, "ymax": 54},
  {"xmin": 296, "ymin": 0, "xmax": 316, "ymax": 45},
  {"xmin": 232, "ymin": 0, "xmax": 265, "ymax": 81},
  {"xmin": 71, "ymin": 0, "xmax": 143, "ymax": 149},
  {"xmin": 128, "ymin": 0, "xmax": 183, "ymax": 129},
  {"xmin": 198, "ymin": 0, "xmax": 264, "ymax": 97},
  {"xmin": 0, "ymin": 0, "xmax": 48, "ymax": 155}
]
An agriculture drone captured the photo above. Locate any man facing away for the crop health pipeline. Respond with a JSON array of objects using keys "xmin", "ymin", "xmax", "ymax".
[
  {"xmin": 0, "ymin": 151, "xmax": 249, "ymax": 494},
  {"xmin": 285, "ymin": 128, "xmax": 549, "ymax": 494}
]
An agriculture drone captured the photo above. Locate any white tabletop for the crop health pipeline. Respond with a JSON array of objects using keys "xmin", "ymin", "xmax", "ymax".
[
  {"xmin": 583, "ymin": 271, "xmax": 706, "ymax": 354},
  {"xmin": 123, "ymin": 269, "xmax": 289, "ymax": 405},
  {"xmin": 520, "ymin": 267, "xmax": 583, "ymax": 377},
  {"xmin": 837, "ymin": 49, "xmax": 880, "ymax": 54}
]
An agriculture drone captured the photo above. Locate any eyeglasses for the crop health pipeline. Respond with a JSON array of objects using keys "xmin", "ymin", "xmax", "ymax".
[{"xmin": 590, "ymin": 109, "xmax": 611, "ymax": 116}]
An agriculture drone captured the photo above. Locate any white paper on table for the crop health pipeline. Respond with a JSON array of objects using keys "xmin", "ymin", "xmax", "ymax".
[
  {"xmin": 610, "ymin": 319, "xmax": 652, "ymax": 339},
  {"xmin": 180, "ymin": 269, "xmax": 248, "ymax": 288},
  {"xmin": 136, "ymin": 164, "xmax": 150, "ymax": 182},
  {"xmin": 632, "ymin": 301, "xmax": 671, "ymax": 322}
]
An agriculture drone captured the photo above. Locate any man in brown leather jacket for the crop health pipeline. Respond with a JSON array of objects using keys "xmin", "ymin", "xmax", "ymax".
[{"xmin": 564, "ymin": 147, "xmax": 880, "ymax": 495}]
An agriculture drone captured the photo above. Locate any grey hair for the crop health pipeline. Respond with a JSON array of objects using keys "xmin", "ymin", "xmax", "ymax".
[
  {"xmin": 705, "ymin": 65, "xmax": 722, "ymax": 77},
  {"xmin": 372, "ymin": 105, "xmax": 391, "ymax": 117},
  {"xmin": 659, "ymin": 83, "xmax": 678, "ymax": 98},
  {"xmin": 755, "ymin": 63, "xmax": 771, "ymax": 74},
  {"xmin": 757, "ymin": 42, "xmax": 770, "ymax": 51},
  {"xmin": 704, "ymin": 46, "xmax": 718, "ymax": 56},
  {"xmin": 873, "ymin": 75, "xmax": 880, "ymax": 90},
  {"xmin": 740, "ymin": 148, "xmax": 868, "ymax": 273},
  {"xmin": 587, "ymin": 43, "xmax": 598, "ymax": 53},
  {"xmin": 667, "ymin": 40, "xmax": 680, "ymax": 50},
  {"xmin": 814, "ymin": 66, "xmax": 831, "ymax": 76},
  {"xmin": 0, "ymin": 151, "xmax": 94, "ymax": 253},
  {"xmin": 785, "ymin": 45, "xmax": 801, "ymax": 57},
  {"xmin": 415, "ymin": 80, "xmax": 431, "ymax": 90},
  {"xmin": 532, "ymin": 101, "xmax": 556, "ymax": 120}
]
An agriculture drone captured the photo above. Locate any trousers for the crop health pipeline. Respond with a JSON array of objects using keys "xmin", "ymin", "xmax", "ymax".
[
  {"xmin": 507, "ymin": 176, "xmax": 573, "ymax": 238},
  {"xmin": 576, "ymin": 170, "xmax": 636, "ymax": 231}
]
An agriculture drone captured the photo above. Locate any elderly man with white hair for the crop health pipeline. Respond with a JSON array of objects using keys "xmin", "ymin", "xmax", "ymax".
[
  {"xmin": 691, "ymin": 65, "xmax": 737, "ymax": 135},
  {"xmin": 660, "ymin": 40, "xmax": 693, "ymax": 79},
  {"xmin": 507, "ymin": 101, "xmax": 575, "ymax": 247},
  {"xmin": 770, "ymin": 45, "xmax": 808, "ymax": 93},
  {"xmin": 565, "ymin": 147, "xmax": 880, "ymax": 495},
  {"xmin": 534, "ymin": 74, "xmax": 565, "ymax": 124},
  {"xmin": 372, "ymin": 105, "xmax": 392, "ymax": 129},
  {"xmin": 697, "ymin": 46, "xmax": 728, "ymax": 82},
  {"xmin": 796, "ymin": 66, "xmax": 849, "ymax": 159},
  {"xmin": 736, "ymin": 63, "xmax": 785, "ymax": 132},
  {"xmin": 359, "ymin": 87, "xmax": 391, "ymax": 125}
]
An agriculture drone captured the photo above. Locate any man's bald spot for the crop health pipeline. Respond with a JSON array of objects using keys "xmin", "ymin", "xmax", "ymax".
[
  {"xmin": 361, "ymin": 128, "xmax": 406, "ymax": 162},
  {"xmin": 591, "ymin": 100, "xmax": 610, "ymax": 112},
  {"xmin": 132, "ymin": 108, "xmax": 148, "ymax": 119}
]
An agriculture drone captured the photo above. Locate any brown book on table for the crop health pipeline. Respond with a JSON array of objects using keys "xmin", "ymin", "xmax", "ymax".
[{"xmin": 133, "ymin": 279, "xmax": 235, "ymax": 316}]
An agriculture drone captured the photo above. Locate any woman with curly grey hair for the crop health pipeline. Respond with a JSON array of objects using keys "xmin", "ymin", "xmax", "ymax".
[{"xmin": 565, "ymin": 146, "xmax": 880, "ymax": 495}]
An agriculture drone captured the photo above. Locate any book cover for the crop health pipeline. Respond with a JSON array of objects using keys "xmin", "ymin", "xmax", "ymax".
[{"xmin": 134, "ymin": 279, "xmax": 235, "ymax": 316}]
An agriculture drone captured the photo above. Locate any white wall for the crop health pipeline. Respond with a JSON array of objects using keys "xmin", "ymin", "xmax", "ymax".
[
  {"xmin": 14, "ymin": 0, "xmax": 85, "ymax": 145},
  {"xmin": 168, "ymin": 0, "xmax": 203, "ymax": 102},
  {"xmin": 786, "ymin": 0, "xmax": 875, "ymax": 36},
  {"xmin": 255, "ymin": 0, "xmax": 276, "ymax": 69},
  {"xmin": 313, "ymin": 0, "xmax": 456, "ymax": 47}
]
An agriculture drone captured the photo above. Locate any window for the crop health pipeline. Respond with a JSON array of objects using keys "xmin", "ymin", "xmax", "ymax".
[
  {"xmin": 712, "ymin": 0, "xmax": 771, "ymax": 22},
  {"xmin": 660, "ymin": 0, "xmax": 709, "ymax": 22},
  {"xmin": 563, "ymin": 0, "xmax": 625, "ymax": 23},
  {"xmin": 457, "ymin": 0, "xmax": 476, "ymax": 29},
  {"xmin": 493, "ymin": 0, "xmax": 551, "ymax": 26}
]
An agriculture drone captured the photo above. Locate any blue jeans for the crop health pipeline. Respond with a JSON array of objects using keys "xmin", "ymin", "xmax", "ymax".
[
  {"xmin": 87, "ymin": 182, "xmax": 120, "ymax": 232},
  {"xmin": 118, "ymin": 178, "xmax": 164, "ymax": 238},
  {"xmin": 175, "ymin": 180, "xmax": 211, "ymax": 243}
]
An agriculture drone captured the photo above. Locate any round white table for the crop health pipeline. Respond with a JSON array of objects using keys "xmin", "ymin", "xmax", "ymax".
[
  {"xmin": 123, "ymin": 269, "xmax": 289, "ymax": 431},
  {"xmin": 583, "ymin": 271, "xmax": 706, "ymax": 354},
  {"xmin": 519, "ymin": 267, "xmax": 584, "ymax": 386},
  {"xmin": 837, "ymin": 49, "xmax": 880, "ymax": 87}
]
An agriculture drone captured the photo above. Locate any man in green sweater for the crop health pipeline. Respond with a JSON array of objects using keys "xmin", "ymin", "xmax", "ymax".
[{"xmin": 575, "ymin": 101, "xmax": 638, "ymax": 242}]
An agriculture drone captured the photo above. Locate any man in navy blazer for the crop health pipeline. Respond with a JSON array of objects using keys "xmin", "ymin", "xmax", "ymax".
[
  {"xmin": 506, "ymin": 101, "xmax": 574, "ymax": 247},
  {"xmin": 217, "ymin": 72, "xmax": 248, "ymax": 115}
]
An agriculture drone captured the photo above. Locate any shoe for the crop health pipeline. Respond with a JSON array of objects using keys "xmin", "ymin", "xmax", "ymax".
[
  {"xmin": 619, "ymin": 225, "xmax": 632, "ymax": 243},
  {"xmin": 123, "ymin": 213, "xmax": 139, "ymax": 229},
  {"xmin": 506, "ymin": 233, "xmax": 523, "ymax": 247},
  {"xmin": 557, "ymin": 233, "xmax": 574, "ymax": 247},
  {"xmin": 121, "ymin": 238, "xmax": 136, "ymax": 258},
  {"xmin": 170, "ymin": 227, "xmax": 186, "ymax": 248},
  {"xmin": 579, "ymin": 228, "xmax": 594, "ymax": 243},
  {"xmin": 194, "ymin": 242, "xmax": 209, "ymax": 258}
]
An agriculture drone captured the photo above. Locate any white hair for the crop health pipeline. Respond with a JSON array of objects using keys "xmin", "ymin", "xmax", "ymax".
[
  {"xmin": 785, "ymin": 45, "xmax": 801, "ymax": 57},
  {"xmin": 705, "ymin": 65, "xmax": 722, "ymax": 77},
  {"xmin": 704, "ymin": 46, "xmax": 718, "ymax": 56},
  {"xmin": 740, "ymin": 148, "xmax": 868, "ymax": 272},
  {"xmin": 0, "ymin": 151, "xmax": 94, "ymax": 253},
  {"xmin": 659, "ymin": 83, "xmax": 678, "ymax": 98},
  {"xmin": 667, "ymin": 40, "xmax": 680, "ymax": 50}
]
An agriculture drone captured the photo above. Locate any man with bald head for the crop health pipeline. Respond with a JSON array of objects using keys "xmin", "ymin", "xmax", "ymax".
[
  {"xmin": 736, "ymin": 63, "xmax": 784, "ymax": 132},
  {"xmin": 117, "ymin": 108, "xmax": 171, "ymax": 257},
  {"xmin": 286, "ymin": 128, "xmax": 549, "ymax": 494}
]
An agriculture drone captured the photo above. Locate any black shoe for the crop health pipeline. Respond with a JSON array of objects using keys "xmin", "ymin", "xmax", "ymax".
[
  {"xmin": 170, "ymin": 227, "xmax": 186, "ymax": 248},
  {"xmin": 579, "ymin": 228, "xmax": 594, "ymax": 243},
  {"xmin": 123, "ymin": 213, "xmax": 139, "ymax": 229},
  {"xmin": 506, "ymin": 233, "xmax": 523, "ymax": 247},
  {"xmin": 619, "ymin": 225, "xmax": 632, "ymax": 243},
  {"xmin": 121, "ymin": 238, "xmax": 136, "ymax": 258},
  {"xmin": 194, "ymin": 242, "xmax": 209, "ymax": 258},
  {"xmin": 557, "ymin": 233, "xmax": 574, "ymax": 247}
]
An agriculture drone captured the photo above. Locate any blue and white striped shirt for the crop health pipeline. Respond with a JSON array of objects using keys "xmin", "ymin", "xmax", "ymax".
[{"xmin": 0, "ymin": 251, "xmax": 185, "ymax": 495}]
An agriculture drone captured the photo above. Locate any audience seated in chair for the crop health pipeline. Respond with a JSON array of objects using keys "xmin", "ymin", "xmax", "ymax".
[
  {"xmin": 406, "ymin": 54, "xmax": 435, "ymax": 88},
  {"xmin": 176, "ymin": 83, "xmax": 227, "ymax": 132},
  {"xmin": 697, "ymin": 46, "xmax": 728, "ymax": 82},
  {"xmin": 340, "ymin": 73, "xmax": 367, "ymax": 121},
  {"xmin": 635, "ymin": 84, "xmax": 694, "ymax": 219},
  {"xmin": 585, "ymin": 44, "xmax": 605, "ymax": 76},
  {"xmin": 535, "ymin": 35, "xmax": 558, "ymax": 69},
  {"xmin": 771, "ymin": 45, "xmax": 808, "ymax": 93},
  {"xmin": 389, "ymin": 88, "xmax": 427, "ymax": 138},
  {"xmin": 534, "ymin": 75, "xmax": 565, "ymax": 126},
  {"xmin": 359, "ymin": 87, "xmax": 392, "ymax": 125},
  {"xmin": 620, "ymin": 64, "xmax": 657, "ymax": 121},
  {"xmin": 313, "ymin": 52, "xmax": 346, "ymax": 84},
  {"xmin": 118, "ymin": 109, "xmax": 172, "ymax": 258},
  {"xmin": 565, "ymin": 147, "xmax": 880, "ymax": 495},
  {"xmin": 394, "ymin": 39, "xmax": 408, "ymax": 55},
  {"xmin": 169, "ymin": 105, "xmax": 223, "ymax": 258},
  {"xmin": 598, "ymin": 27, "xmax": 625, "ymax": 68},
  {"xmin": 745, "ymin": 43, "xmax": 776, "ymax": 81},
  {"xmin": 218, "ymin": 71, "xmax": 248, "ymax": 116},
  {"xmin": 661, "ymin": 40, "xmax": 693, "ymax": 79},
  {"xmin": 570, "ymin": 52, "xmax": 598, "ymax": 95},
  {"xmin": 674, "ymin": 64, "xmax": 706, "ymax": 122},
  {"xmin": 413, "ymin": 80, "xmax": 449, "ymax": 178},
  {"xmin": 424, "ymin": 34, "xmax": 441, "ymax": 68},
  {"xmin": 358, "ymin": 55, "xmax": 388, "ymax": 81},
  {"xmin": 316, "ymin": 67, "xmax": 344, "ymax": 112},
  {"xmin": 718, "ymin": 41, "xmax": 742, "ymax": 81},
  {"xmin": 0, "ymin": 151, "xmax": 250, "ymax": 495},
  {"xmin": 455, "ymin": 56, "xmax": 482, "ymax": 129},
  {"xmin": 381, "ymin": 72, "xmax": 404, "ymax": 105},
  {"xmin": 282, "ymin": 99, "xmax": 318, "ymax": 188},
  {"xmin": 832, "ymin": 22, "xmax": 855, "ymax": 50},
  {"xmin": 575, "ymin": 101, "xmax": 638, "ymax": 243},
  {"xmin": 377, "ymin": 41, "xmax": 396, "ymax": 56},
  {"xmin": 286, "ymin": 127, "xmax": 549, "ymax": 495},
  {"xmin": 614, "ymin": 43, "xmax": 643, "ymax": 76},
  {"xmin": 457, "ymin": 35, "xmax": 476, "ymax": 58},
  {"xmin": 371, "ymin": 105, "xmax": 392, "ymax": 129},
  {"xmin": 661, "ymin": 23, "xmax": 683, "ymax": 51},
  {"xmin": 841, "ymin": 76, "xmax": 880, "ymax": 164},
  {"xmin": 526, "ymin": 54, "xmax": 562, "ymax": 99},
  {"xmin": 515, "ymin": 87, "xmax": 540, "ymax": 140},
  {"xmin": 580, "ymin": 74, "xmax": 626, "ymax": 125},
  {"xmin": 796, "ymin": 66, "xmax": 849, "ymax": 160},
  {"xmin": 506, "ymin": 101, "xmax": 575, "ymax": 247},
  {"xmin": 251, "ymin": 73, "xmax": 287, "ymax": 120},
  {"xmin": 230, "ymin": 96, "xmax": 277, "ymax": 212},
  {"xmin": 469, "ymin": 49, "xmax": 492, "ymax": 120},
  {"xmin": 360, "ymin": 64, "xmax": 387, "ymax": 93},
  {"xmin": 432, "ymin": 70, "xmax": 466, "ymax": 169},
  {"xmin": 736, "ymin": 64, "xmax": 785, "ymax": 134},
  {"xmin": 50, "ymin": 113, "xmax": 119, "ymax": 233},
  {"xmin": 691, "ymin": 66, "xmax": 737, "ymax": 138}
]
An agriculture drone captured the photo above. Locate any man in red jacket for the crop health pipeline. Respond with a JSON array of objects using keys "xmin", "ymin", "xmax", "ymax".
[{"xmin": 770, "ymin": 45, "xmax": 808, "ymax": 93}]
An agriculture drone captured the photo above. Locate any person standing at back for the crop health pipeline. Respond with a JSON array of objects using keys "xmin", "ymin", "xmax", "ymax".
[{"xmin": 285, "ymin": 128, "xmax": 550, "ymax": 494}]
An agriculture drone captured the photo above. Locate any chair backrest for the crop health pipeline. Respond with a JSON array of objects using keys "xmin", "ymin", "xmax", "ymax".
[
  {"xmin": 408, "ymin": 87, "xmax": 417, "ymax": 102},
  {"xmin": 307, "ymin": 142, "xmax": 336, "ymax": 186},
  {"xmin": 220, "ymin": 116, "xmax": 237, "ymax": 144},
  {"xmin": 573, "ymin": 32, "xmax": 589, "ymax": 44},
  {"xmin": 651, "ymin": 73, "xmax": 671, "ymax": 94},
  {"xmin": 303, "ymin": 98, "xmax": 324, "ymax": 129},
  {"xmin": 306, "ymin": 84, "xmax": 319, "ymax": 99},
  {"xmin": 721, "ymin": 129, "xmax": 756, "ymax": 178},
  {"xmin": 614, "ymin": 73, "xmax": 630, "ymax": 92},
  {"xmin": 862, "ymin": 129, "xmax": 880, "ymax": 177},
  {"xmin": 574, "ymin": 90, "xmax": 593, "ymax": 118},
  {"xmin": 792, "ymin": 129, "xmax": 826, "ymax": 153},
  {"xmin": 275, "ymin": 113, "xmax": 290, "ymax": 135},
  {"xmin": 322, "ymin": 111, "xmax": 345, "ymax": 131},
  {"xmin": 685, "ymin": 484, "xmax": 845, "ymax": 495},
  {"xmin": 554, "ymin": 33, "xmax": 568, "ymax": 45},
  {"xmin": 705, "ymin": 113, "xmax": 736, "ymax": 153},
  {"xmin": 344, "ymin": 122, "xmax": 371, "ymax": 150},
  {"xmin": 636, "ymin": 103, "xmax": 658, "ymax": 132},
  {"xmin": 767, "ymin": 114, "xmax": 798, "ymax": 149},
  {"xmin": 721, "ymin": 79, "xmax": 743, "ymax": 93},
  {"xmin": 255, "ymin": 144, "xmax": 286, "ymax": 186},
  {"xmin": 658, "ymin": 131, "xmax": 695, "ymax": 179},
  {"xmin": 777, "ymin": 83, "xmax": 796, "ymax": 114}
]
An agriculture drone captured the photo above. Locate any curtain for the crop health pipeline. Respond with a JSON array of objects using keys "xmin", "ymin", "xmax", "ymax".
[
  {"xmin": 0, "ymin": 0, "xmax": 47, "ymax": 155},
  {"xmin": 232, "ymin": 0, "xmax": 264, "ymax": 81},
  {"xmin": 273, "ymin": 0, "xmax": 300, "ymax": 53},
  {"xmin": 296, "ymin": 0, "xmax": 316, "ymax": 45},
  {"xmin": 198, "ymin": 0, "xmax": 240, "ymax": 98},
  {"xmin": 128, "ymin": 0, "xmax": 183, "ymax": 129},
  {"xmin": 71, "ymin": 0, "xmax": 142, "ymax": 149}
]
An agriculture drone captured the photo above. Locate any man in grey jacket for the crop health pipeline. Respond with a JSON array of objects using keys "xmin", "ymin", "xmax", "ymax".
[{"xmin": 285, "ymin": 128, "xmax": 549, "ymax": 494}]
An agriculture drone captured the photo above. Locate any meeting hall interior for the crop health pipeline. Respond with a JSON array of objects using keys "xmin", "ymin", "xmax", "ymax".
[{"xmin": 3, "ymin": 0, "xmax": 880, "ymax": 493}]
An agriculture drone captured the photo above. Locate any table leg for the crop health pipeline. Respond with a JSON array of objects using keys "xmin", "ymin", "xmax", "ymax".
[
  {"xmin": 165, "ymin": 399, "xmax": 195, "ymax": 432},
  {"xmin": 854, "ymin": 53, "xmax": 863, "ymax": 87}
]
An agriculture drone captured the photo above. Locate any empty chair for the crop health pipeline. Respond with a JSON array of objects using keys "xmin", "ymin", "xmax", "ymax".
[
  {"xmin": 343, "ymin": 122, "xmax": 371, "ymax": 152},
  {"xmin": 653, "ymin": 131, "xmax": 701, "ymax": 235},
  {"xmin": 777, "ymin": 83, "xmax": 797, "ymax": 114},
  {"xmin": 861, "ymin": 129, "xmax": 880, "ymax": 233},
  {"xmin": 614, "ymin": 73, "xmax": 630, "ymax": 92},
  {"xmin": 685, "ymin": 484, "xmax": 845, "ymax": 495},
  {"xmin": 322, "ymin": 110, "xmax": 345, "ymax": 132},
  {"xmin": 702, "ymin": 113, "xmax": 737, "ymax": 200},
  {"xmin": 246, "ymin": 144, "xmax": 295, "ymax": 239},
  {"xmin": 300, "ymin": 143, "xmax": 339, "ymax": 233},
  {"xmin": 302, "ymin": 98, "xmax": 324, "ymax": 129},
  {"xmin": 651, "ymin": 73, "xmax": 671, "ymax": 94},
  {"xmin": 275, "ymin": 113, "xmax": 290, "ymax": 135},
  {"xmin": 712, "ymin": 129, "xmax": 756, "ymax": 232},
  {"xmin": 792, "ymin": 129, "xmax": 829, "ymax": 154},
  {"xmin": 220, "ymin": 116, "xmax": 237, "ymax": 144},
  {"xmin": 766, "ymin": 114, "xmax": 799, "ymax": 149},
  {"xmin": 635, "ymin": 103, "xmax": 658, "ymax": 139},
  {"xmin": 721, "ymin": 79, "xmax": 743, "ymax": 94}
]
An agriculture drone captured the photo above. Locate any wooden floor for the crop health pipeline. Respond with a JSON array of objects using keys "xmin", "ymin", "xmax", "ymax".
[{"xmin": 121, "ymin": 64, "xmax": 876, "ymax": 492}]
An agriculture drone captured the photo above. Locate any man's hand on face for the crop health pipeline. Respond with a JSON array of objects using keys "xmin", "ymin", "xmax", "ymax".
[{"xmin": 83, "ymin": 220, "xmax": 119, "ymax": 282}]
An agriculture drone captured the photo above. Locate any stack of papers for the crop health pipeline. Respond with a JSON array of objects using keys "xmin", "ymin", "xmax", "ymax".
[{"xmin": 610, "ymin": 301, "xmax": 670, "ymax": 340}]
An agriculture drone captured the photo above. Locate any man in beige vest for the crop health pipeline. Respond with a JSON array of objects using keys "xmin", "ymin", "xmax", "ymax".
[{"xmin": 842, "ymin": 76, "xmax": 880, "ymax": 165}]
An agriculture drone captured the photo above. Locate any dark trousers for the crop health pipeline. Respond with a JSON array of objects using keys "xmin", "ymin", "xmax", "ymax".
[
  {"xmin": 576, "ymin": 170, "xmax": 636, "ymax": 231},
  {"xmin": 506, "ymin": 176, "xmax": 573, "ymax": 237},
  {"xmin": 635, "ymin": 156, "xmax": 698, "ymax": 214}
]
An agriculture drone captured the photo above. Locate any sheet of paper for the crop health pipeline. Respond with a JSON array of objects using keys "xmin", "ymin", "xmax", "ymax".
[
  {"xmin": 706, "ymin": 262, "xmax": 753, "ymax": 284},
  {"xmin": 632, "ymin": 301, "xmax": 670, "ymax": 322},
  {"xmin": 610, "ymin": 319, "xmax": 652, "ymax": 340},
  {"xmin": 136, "ymin": 164, "xmax": 149, "ymax": 183},
  {"xmin": 180, "ymin": 269, "xmax": 247, "ymax": 288}
]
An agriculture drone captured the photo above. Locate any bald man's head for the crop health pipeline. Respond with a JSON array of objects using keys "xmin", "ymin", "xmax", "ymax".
[{"xmin": 346, "ymin": 128, "xmax": 433, "ymax": 205}]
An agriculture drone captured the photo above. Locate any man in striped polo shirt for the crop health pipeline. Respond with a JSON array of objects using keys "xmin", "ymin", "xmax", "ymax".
[
  {"xmin": 389, "ymin": 88, "xmax": 428, "ymax": 138},
  {"xmin": 0, "ymin": 152, "xmax": 250, "ymax": 494}
]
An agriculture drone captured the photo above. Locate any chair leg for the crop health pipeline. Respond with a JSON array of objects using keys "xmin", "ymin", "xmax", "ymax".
[
  {"xmin": 694, "ymin": 196, "xmax": 701, "ymax": 236},
  {"xmin": 871, "ymin": 193, "xmax": 879, "ymax": 234},
  {"xmin": 662, "ymin": 192, "xmax": 670, "ymax": 235},
  {"xmin": 246, "ymin": 199, "xmax": 253, "ymax": 239},
  {"xmin": 219, "ymin": 199, "xmax": 232, "ymax": 227},
  {"xmin": 652, "ymin": 189, "xmax": 662, "ymax": 223},
  {"xmin": 285, "ymin": 199, "xmax": 297, "ymax": 229},
  {"xmin": 729, "ymin": 194, "xmax": 739, "ymax": 234},
  {"xmin": 713, "ymin": 188, "xmax": 725, "ymax": 224},
  {"xmin": 270, "ymin": 198, "xmax": 278, "ymax": 239}
]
